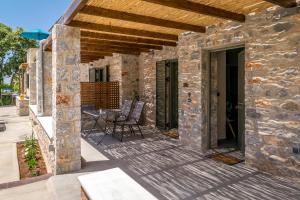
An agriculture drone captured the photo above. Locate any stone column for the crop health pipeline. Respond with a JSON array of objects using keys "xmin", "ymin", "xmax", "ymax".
[
  {"xmin": 36, "ymin": 43, "xmax": 44, "ymax": 115},
  {"xmin": 27, "ymin": 48, "xmax": 38, "ymax": 105},
  {"xmin": 52, "ymin": 24, "xmax": 81, "ymax": 174},
  {"xmin": 43, "ymin": 52, "xmax": 52, "ymax": 116}
]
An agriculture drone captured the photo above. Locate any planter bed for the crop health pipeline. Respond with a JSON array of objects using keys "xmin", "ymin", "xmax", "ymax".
[{"xmin": 16, "ymin": 141, "xmax": 47, "ymax": 179}]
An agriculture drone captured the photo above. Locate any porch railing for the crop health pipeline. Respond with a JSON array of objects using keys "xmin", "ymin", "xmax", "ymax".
[{"xmin": 80, "ymin": 82, "xmax": 119, "ymax": 109}]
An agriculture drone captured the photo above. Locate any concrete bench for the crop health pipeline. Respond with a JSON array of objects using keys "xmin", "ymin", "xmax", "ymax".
[{"xmin": 78, "ymin": 168, "xmax": 157, "ymax": 200}]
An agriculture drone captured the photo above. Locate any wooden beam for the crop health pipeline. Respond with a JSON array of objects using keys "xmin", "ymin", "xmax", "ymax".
[
  {"xmin": 59, "ymin": 0, "xmax": 88, "ymax": 25},
  {"xmin": 263, "ymin": 0, "xmax": 297, "ymax": 8},
  {"xmin": 81, "ymin": 39, "xmax": 163, "ymax": 50},
  {"xmin": 82, "ymin": 49, "xmax": 141, "ymax": 56},
  {"xmin": 81, "ymin": 46, "xmax": 149, "ymax": 53},
  {"xmin": 80, "ymin": 6, "xmax": 206, "ymax": 32},
  {"xmin": 81, "ymin": 31, "xmax": 177, "ymax": 46},
  {"xmin": 81, "ymin": 52, "xmax": 113, "ymax": 57},
  {"xmin": 142, "ymin": 0, "xmax": 245, "ymax": 22},
  {"xmin": 69, "ymin": 21, "xmax": 178, "ymax": 41}
]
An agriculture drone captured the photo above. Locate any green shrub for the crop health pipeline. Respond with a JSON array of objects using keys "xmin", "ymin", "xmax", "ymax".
[{"xmin": 24, "ymin": 136, "xmax": 38, "ymax": 177}]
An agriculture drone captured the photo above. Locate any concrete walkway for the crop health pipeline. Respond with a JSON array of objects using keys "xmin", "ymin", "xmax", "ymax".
[
  {"xmin": 0, "ymin": 106, "xmax": 32, "ymax": 184},
  {"xmin": 0, "ymin": 143, "xmax": 19, "ymax": 184}
]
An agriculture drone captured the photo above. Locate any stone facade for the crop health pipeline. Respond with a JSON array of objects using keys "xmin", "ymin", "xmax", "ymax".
[
  {"xmin": 43, "ymin": 51, "xmax": 52, "ymax": 116},
  {"xmin": 52, "ymin": 24, "xmax": 81, "ymax": 174},
  {"xmin": 27, "ymin": 48, "xmax": 37, "ymax": 105},
  {"xmin": 139, "ymin": 47, "xmax": 178, "ymax": 126},
  {"xmin": 176, "ymin": 6, "xmax": 300, "ymax": 177},
  {"xmin": 16, "ymin": 97, "xmax": 29, "ymax": 116}
]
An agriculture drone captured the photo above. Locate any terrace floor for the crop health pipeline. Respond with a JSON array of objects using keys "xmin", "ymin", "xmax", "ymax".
[{"xmin": 81, "ymin": 129, "xmax": 300, "ymax": 200}]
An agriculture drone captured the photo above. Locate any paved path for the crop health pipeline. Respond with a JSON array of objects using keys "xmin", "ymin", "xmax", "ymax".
[
  {"xmin": 0, "ymin": 106, "xmax": 32, "ymax": 184},
  {"xmin": 0, "ymin": 143, "xmax": 19, "ymax": 184},
  {"xmin": 0, "ymin": 180, "xmax": 52, "ymax": 200}
]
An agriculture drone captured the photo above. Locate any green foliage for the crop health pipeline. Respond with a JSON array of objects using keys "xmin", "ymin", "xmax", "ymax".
[
  {"xmin": 0, "ymin": 23, "xmax": 37, "ymax": 90},
  {"xmin": 24, "ymin": 136, "xmax": 39, "ymax": 177},
  {"xmin": 0, "ymin": 83, "xmax": 13, "ymax": 90},
  {"xmin": 0, "ymin": 95, "xmax": 12, "ymax": 106}
]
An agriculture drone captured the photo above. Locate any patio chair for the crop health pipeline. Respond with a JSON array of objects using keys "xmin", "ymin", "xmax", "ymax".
[
  {"xmin": 117, "ymin": 99, "xmax": 133, "ymax": 121},
  {"xmin": 112, "ymin": 99, "xmax": 133, "ymax": 133},
  {"xmin": 115, "ymin": 101, "xmax": 145, "ymax": 142}
]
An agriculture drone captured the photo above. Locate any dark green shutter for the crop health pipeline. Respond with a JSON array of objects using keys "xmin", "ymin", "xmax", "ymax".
[
  {"xmin": 156, "ymin": 61, "xmax": 166, "ymax": 129},
  {"xmin": 170, "ymin": 60, "xmax": 178, "ymax": 129}
]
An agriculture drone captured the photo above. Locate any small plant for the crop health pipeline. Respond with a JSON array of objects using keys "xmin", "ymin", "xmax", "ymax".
[{"xmin": 24, "ymin": 135, "xmax": 38, "ymax": 176}]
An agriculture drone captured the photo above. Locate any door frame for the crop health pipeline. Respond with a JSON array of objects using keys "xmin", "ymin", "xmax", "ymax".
[{"xmin": 203, "ymin": 44, "xmax": 245, "ymax": 150}]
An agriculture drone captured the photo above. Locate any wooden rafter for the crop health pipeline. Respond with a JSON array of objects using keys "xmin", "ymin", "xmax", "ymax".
[
  {"xmin": 79, "ymin": 6, "xmax": 206, "ymax": 32},
  {"xmin": 59, "ymin": 0, "xmax": 88, "ymax": 25},
  {"xmin": 69, "ymin": 21, "xmax": 178, "ymax": 41},
  {"xmin": 263, "ymin": 0, "xmax": 297, "ymax": 8},
  {"xmin": 142, "ymin": 0, "xmax": 245, "ymax": 22},
  {"xmin": 81, "ymin": 31, "xmax": 177, "ymax": 46},
  {"xmin": 81, "ymin": 39, "xmax": 163, "ymax": 50}
]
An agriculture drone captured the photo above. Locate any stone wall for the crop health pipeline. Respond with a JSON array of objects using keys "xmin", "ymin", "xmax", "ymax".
[
  {"xmin": 79, "ymin": 63, "xmax": 90, "ymax": 82},
  {"xmin": 43, "ymin": 52, "xmax": 52, "ymax": 116},
  {"xmin": 139, "ymin": 47, "xmax": 178, "ymax": 126},
  {"xmin": 30, "ymin": 109, "xmax": 55, "ymax": 173},
  {"xmin": 27, "ymin": 48, "xmax": 37, "ymax": 105},
  {"xmin": 177, "ymin": 6, "xmax": 300, "ymax": 177},
  {"xmin": 121, "ymin": 54, "xmax": 139, "ymax": 102}
]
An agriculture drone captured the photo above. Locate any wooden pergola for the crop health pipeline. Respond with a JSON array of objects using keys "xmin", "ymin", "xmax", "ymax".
[{"xmin": 44, "ymin": 0, "xmax": 297, "ymax": 63}]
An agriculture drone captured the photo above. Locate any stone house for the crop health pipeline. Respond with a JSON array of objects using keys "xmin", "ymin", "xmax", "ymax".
[{"xmin": 25, "ymin": 0, "xmax": 299, "ymax": 179}]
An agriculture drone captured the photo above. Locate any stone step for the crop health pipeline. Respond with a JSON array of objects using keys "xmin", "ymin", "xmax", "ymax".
[{"xmin": 47, "ymin": 173, "xmax": 85, "ymax": 200}]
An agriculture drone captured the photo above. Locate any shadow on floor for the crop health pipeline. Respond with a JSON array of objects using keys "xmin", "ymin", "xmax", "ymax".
[{"xmin": 78, "ymin": 127, "xmax": 300, "ymax": 200}]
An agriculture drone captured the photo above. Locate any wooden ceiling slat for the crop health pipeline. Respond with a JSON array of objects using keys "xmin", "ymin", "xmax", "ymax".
[
  {"xmin": 69, "ymin": 20, "xmax": 178, "ymax": 41},
  {"xmin": 79, "ymin": 6, "xmax": 206, "ymax": 32},
  {"xmin": 263, "ymin": 0, "xmax": 297, "ymax": 8},
  {"xmin": 81, "ymin": 39, "xmax": 163, "ymax": 50},
  {"xmin": 142, "ymin": 0, "xmax": 245, "ymax": 22},
  {"xmin": 81, "ymin": 31, "xmax": 177, "ymax": 46}
]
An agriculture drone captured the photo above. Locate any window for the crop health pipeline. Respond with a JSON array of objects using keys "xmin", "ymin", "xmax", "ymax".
[{"xmin": 89, "ymin": 65, "xmax": 110, "ymax": 82}]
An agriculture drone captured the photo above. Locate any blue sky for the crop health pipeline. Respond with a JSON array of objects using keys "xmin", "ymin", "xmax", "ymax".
[{"xmin": 0, "ymin": 0, "xmax": 73, "ymax": 31}]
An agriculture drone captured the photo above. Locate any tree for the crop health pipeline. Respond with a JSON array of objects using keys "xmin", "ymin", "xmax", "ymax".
[{"xmin": 0, "ymin": 23, "xmax": 37, "ymax": 96}]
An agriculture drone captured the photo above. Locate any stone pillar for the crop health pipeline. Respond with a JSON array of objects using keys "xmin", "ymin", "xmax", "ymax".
[
  {"xmin": 52, "ymin": 24, "xmax": 81, "ymax": 174},
  {"xmin": 27, "ymin": 48, "xmax": 38, "ymax": 105},
  {"xmin": 36, "ymin": 43, "xmax": 44, "ymax": 115},
  {"xmin": 43, "ymin": 52, "xmax": 52, "ymax": 116}
]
